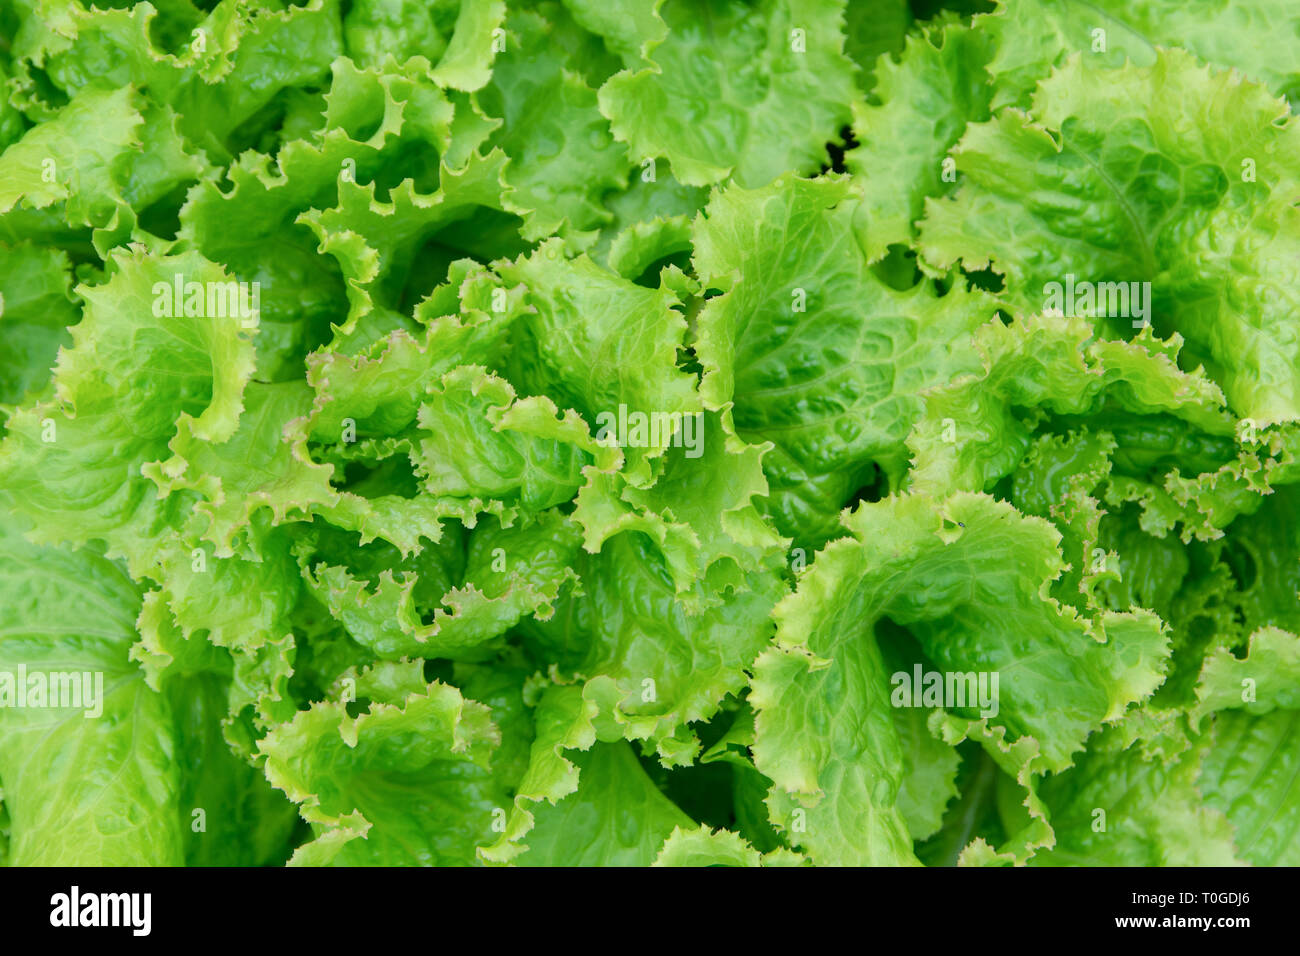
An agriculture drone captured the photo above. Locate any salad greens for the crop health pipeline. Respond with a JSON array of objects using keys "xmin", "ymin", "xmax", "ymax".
[{"xmin": 0, "ymin": 0, "xmax": 1298, "ymax": 866}]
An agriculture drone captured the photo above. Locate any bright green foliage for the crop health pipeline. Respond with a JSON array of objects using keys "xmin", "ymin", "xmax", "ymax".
[
  {"xmin": 0, "ymin": 0, "xmax": 1297, "ymax": 868},
  {"xmin": 596, "ymin": 0, "xmax": 857, "ymax": 188}
]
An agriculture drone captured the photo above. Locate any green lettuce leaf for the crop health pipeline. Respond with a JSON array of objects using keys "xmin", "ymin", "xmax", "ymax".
[
  {"xmin": 753, "ymin": 492, "xmax": 1169, "ymax": 864},
  {"xmin": 919, "ymin": 51, "xmax": 1300, "ymax": 425},
  {"xmin": 1199, "ymin": 709, "xmax": 1300, "ymax": 866},
  {"xmin": 1031, "ymin": 716, "xmax": 1243, "ymax": 866},
  {"xmin": 653, "ymin": 824, "xmax": 805, "ymax": 866},
  {"xmin": 596, "ymin": 0, "xmax": 857, "ymax": 187},
  {"xmin": 260, "ymin": 679, "xmax": 508, "ymax": 865},
  {"xmin": 0, "ymin": 247, "xmax": 257, "ymax": 569},
  {"xmin": 846, "ymin": 17, "xmax": 992, "ymax": 258},
  {"xmin": 0, "ymin": 526, "xmax": 184, "ymax": 865},
  {"xmin": 480, "ymin": 7, "xmax": 630, "ymax": 245},
  {"xmin": 693, "ymin": 174, "xmax": 996, "ymax": 543},
  {"xmin": 517, "ymin": 741, "xmax": 692, "ymax": 866}
]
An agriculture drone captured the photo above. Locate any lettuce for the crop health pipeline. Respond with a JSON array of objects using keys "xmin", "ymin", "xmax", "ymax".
[{"xmin": 0, "ymin": 0, "xmax": 1297, "ymax": 868}]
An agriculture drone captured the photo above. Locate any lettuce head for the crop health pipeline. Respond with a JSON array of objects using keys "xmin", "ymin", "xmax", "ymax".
[{"xmin": 0, "ymin": 0, "xmax": 1298, "ymax": 867}]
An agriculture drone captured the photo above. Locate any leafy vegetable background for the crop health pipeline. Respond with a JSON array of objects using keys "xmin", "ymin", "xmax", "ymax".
[{"xmin": 0, "ymin": 0, "xmax": 1298, "ymax": 866}]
